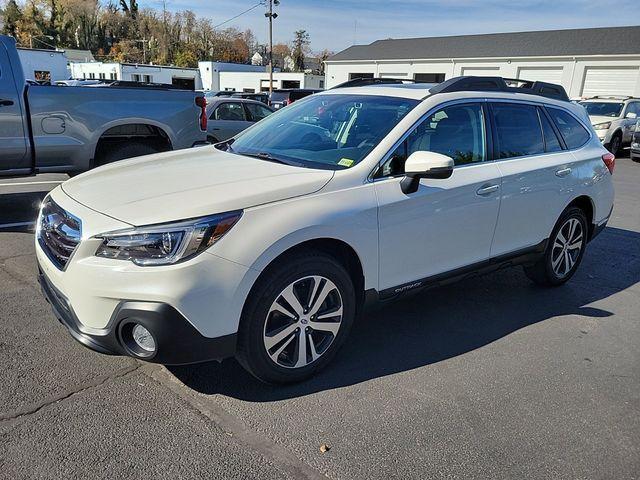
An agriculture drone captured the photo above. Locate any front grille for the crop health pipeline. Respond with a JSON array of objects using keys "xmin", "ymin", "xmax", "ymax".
[{"xmin": 37, "ymin": 198, "xmax": 82, "ymax": 270}]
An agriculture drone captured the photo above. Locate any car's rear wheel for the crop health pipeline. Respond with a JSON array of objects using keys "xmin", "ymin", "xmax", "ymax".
[
  {"xmin": 236, "ymin": 251, "xmax": 356, "ymax": 384},
  {"xmin": 524, "ymin": 207, "xmax": 588, "ymax": 286}
]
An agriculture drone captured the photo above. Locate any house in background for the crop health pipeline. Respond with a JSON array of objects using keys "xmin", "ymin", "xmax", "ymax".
[
  {"xmin": 17, "ymin": 47, "xmax": 68, "ymax": 82},
  {"xmin": 325, "ymin": 26, "xmax": 640, "ymax": 97},
  {"xmin": 251, "ymin": 52, "xmax": 263, "ymax": 66}
]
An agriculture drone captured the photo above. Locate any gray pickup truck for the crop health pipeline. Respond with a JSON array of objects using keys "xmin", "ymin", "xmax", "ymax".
[{"xmin": 0, "ymin": 35, "xmax": 207, "ymax": 176}]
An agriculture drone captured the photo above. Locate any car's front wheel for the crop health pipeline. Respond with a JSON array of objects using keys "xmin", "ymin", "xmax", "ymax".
[
  {"xmin": 524, "ymin": 206, "xmax": 588, "ymax": 286},
  {"xmin": 607, "ymin": 133, "xmax": 622, "ymax": 156},
  {"xmin": 236, "ymin": 251, "xmax": 356, "ymax": 384}
]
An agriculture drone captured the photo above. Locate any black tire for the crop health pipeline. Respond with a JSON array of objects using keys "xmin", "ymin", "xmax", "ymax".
[
  {"xmin": 98, "ymin": 142, "xmax": 159, "ymax": 166},
  {"xmin": 207, "ymin": 136, "xmax": 219, "ymax": 144},
  {"xmin": 631, "ymin": 152, "xmax": 640, "ymax": 163},
  {"xmin": 236, "ymin": 251, "xmax": 356, "ymax": 384},
  {"xmin": 523, "ymin": 206, "xmax": 588, "ymax": 287},
  {"xmin": 607, "ymin": 133, "xmax": 622, "ymax": 156}
]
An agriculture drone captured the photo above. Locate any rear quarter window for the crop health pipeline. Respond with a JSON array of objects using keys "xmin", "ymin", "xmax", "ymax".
[{"xmin": 547, "ymin": 108, "xmax": 590, "ymax": 150}]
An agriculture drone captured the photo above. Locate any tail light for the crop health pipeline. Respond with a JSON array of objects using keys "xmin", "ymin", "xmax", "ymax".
[
  {"xmin": 602, "ymin": 152, "xmax": 615, "ymax": 174},
  {"xmin": 195, "ymin": 96, "xmax": 207, "ymax": 131}
]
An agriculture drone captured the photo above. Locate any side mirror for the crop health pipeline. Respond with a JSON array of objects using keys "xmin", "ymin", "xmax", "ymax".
[
  {"xmin": 400, "ymin": 151, "xmax": 454, "ymax": 194},
  {"xmin": 626, "ymin": 112, "xmax": 637, "ymax": 120}
]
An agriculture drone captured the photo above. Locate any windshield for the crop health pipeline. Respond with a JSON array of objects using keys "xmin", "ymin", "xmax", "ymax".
[
  {"xmin": 226, "ymin": 94, "xmax": 419, "ymax": 169},
  {"xmin": 580, "ymin": 102, "xmax": 624, "ymax": 118}
]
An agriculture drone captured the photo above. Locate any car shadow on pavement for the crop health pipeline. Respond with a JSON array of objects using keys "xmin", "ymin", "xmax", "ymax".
[
  {"xmin": 170, "ymin": 226, "xmax": 639, "ymax": 400},
  {"xmin": 0, "ymin": 191, "xmax": 48, "ymax": 231}
]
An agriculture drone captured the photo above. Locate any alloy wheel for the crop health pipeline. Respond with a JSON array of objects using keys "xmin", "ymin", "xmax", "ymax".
[
  {"xmin": 263, "ymin": 275, "xmax": 343, "ymax": 369},
  {"xmin": 551, "ymin": 217, "xmax": 584, "ymax": 278}
]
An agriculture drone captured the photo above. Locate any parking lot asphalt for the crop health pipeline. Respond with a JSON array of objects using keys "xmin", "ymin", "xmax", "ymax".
[{"xmin": 1, "ymin": 155, "xmax": 638, "ymax": 479}]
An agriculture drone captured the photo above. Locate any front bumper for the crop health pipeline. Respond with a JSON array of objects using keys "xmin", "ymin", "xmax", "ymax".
[{"xmin": 38, "ymin": 264, "xmax": 237, "ymax": 365}]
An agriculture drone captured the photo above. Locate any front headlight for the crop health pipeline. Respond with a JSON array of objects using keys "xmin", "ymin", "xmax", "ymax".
[
  {"xmin": 95, "ymin": 211, "xmax": 242, "ymax": 266},
  {"xmin": 593, "ymin": 122, "xmax": 611, "ymax": 130}
]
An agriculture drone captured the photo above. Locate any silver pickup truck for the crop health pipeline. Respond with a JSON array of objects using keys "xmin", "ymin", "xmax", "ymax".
[{"xmin": 0, "ymin": 35, "xmax": 207, "ymax": 176}]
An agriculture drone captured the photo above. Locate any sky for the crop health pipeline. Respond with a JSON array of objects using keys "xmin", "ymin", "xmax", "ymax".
[{"xmin": 141, "ymin": 0, "xmax": 635, "ymax": 53}]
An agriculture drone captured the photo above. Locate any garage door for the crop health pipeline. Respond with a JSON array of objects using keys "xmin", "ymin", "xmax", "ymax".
[
  {"xmin": 518, "ymin": 67, "xmax": 563, "ymax": 84},
  {"xmin": 582, "ymin": 67, "xmax": 639, "ymax": 97},
  {"xmin": 460, "ymin": 66, "xmax": 500, "ymax": 77}
]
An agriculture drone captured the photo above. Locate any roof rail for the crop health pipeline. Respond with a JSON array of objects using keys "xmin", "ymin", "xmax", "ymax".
[
  {"xmin": 588, "ymin": 95, "xmax": 633, "ymax": 100},
  {"xmin": 429, "ymin": 76, "xmax": 570, "ymax": 102},
  {"xmin": 331, "ymin": 77, "xmax": 419, "ymax": 89}
]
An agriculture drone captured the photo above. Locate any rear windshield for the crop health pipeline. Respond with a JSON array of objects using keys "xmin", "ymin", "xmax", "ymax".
[
  {"xmin": 580, "ymin": 102, "xmax": 624, "ymax": 118},
  {"xmin": 225, "ymin": 94, "xmax": 419, "ymax": 169},
  {"xmin": 270, "ymin": 91, "xmax": 290, "ymax": 102}
]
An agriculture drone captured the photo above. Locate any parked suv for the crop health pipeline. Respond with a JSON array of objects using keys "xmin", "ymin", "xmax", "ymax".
[
  {"xmin": 37, "ymin": 77, "xmax": 614, "ymax": 384},
  {"xmin": 205, "ymin": 98, "xmax": 274, "ymax": 143},
  {"xmin": 269, "ymin": 88, "xmax": 320, "ymax": 109},
  {"xmin": 580, "ymin": 96, "xmax": 640, "ymax": 155},
  {"xmin": 632, "ymin": 119, "xmax": 640, "ymax": 162}
]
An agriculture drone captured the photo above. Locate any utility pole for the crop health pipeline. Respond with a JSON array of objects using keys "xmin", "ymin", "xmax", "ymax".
[{"xmin": 265, "ymin": 0, "xmax": 279, "ymax": 95}]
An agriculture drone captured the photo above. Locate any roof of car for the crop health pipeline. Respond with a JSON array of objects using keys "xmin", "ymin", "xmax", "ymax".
[
  {"xmin": 318, "ymin": 82, "xmax": 588, "ymax": 121},
  {"xmin": 320, "ymin": 84, "xmax": 433, "ymax": 100},
  {"xmin": 206, "ymin": 97, "xmax": 274, "ymax": 108}
]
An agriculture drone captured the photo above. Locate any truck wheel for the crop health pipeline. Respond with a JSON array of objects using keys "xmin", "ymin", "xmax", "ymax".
[
  {"xmin": 523, "ymin": 207, "xmax": 588, "ymax": 287},
  {"xmin": 607, "ymin": 133, "xmax": 622, "ymax": 156},
  {"xmin": 236, "ymin": 251, "xmax": 356, "ymax": 384},
  {"xmin": 98, "ymin": 142, "xmax": 160, "ymax": 166}
]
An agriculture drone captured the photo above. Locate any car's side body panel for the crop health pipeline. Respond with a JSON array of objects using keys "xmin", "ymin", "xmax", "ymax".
[
  {"xmin": 211, "ymin": 182, "xmax": 380, "ymax": 292},
  {"xmin": 374, "ymin": 163, "xmax": 502, "ymax": 290},
  {"xmin": 26, "ymin": 86, "xmax": 204, "ymax": 172}
]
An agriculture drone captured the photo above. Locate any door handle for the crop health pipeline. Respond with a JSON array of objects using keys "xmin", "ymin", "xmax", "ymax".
[
  {"xmin": 211, "ymin": 127, "xmax": 221, "ymax": 131},
  {"xmin": 476, "ymin": 184, "xmax": 500, "ymax": 196},
  {"xmin": 0, "ymin": 99, "xmax": 15, "ymax": 107},
  {"xmin": 555, "ymin": 167, "xmax": 572, "ymax": 177}
]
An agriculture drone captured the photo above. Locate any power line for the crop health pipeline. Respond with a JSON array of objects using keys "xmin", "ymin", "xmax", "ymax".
[{"xmin": 213, "ymin": 1, "xmax": 266, "ymax": 29}]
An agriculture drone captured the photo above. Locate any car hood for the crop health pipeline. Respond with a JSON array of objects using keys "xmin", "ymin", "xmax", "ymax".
[
  {"xmin": 62, "ymin": 147, "xmax": 334, "ymax": 226},
  {"xmin": 588, "ymin": 115, "xmax": 617, "ymax": 125}
]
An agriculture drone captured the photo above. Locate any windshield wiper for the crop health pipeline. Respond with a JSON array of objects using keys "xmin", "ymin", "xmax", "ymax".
[
  {"xmin": 215, "ymin": 138, "xmax": 235, "ymax": 152},
  {"xmin": 241, "ymin": 151, "xmax": 290, "ymax": 165}
]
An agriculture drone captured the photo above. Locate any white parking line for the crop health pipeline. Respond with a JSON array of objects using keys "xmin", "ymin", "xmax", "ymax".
[
  {"xmin": 0, "ymin": 181, "xmax": 63, "ymax": 187},
  {"xmin": 0, "ymin": 221, "xmax": 35, "ymax": 229}
]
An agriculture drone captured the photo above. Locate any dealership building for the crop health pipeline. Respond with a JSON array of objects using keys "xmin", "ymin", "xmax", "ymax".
[
  {"xmin": 325, "ymin": 26, "xmax": 640, "ymax": 97},
  {"xmin": 198, "ymin": 61, "xmax": 325, "ymax": 92}
]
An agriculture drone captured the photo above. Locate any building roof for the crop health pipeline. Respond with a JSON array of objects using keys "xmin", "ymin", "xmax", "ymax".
[
  {"xmin": 63, "ymin": 49, "xmax": 95, "ymax": 63},
  {"xmin": 17, "ymin": 47, "xmax": 65, "ymax": 55},
  {"xmin": 329, "ymin": 26, "xmax": 640, "ymax": 62}
]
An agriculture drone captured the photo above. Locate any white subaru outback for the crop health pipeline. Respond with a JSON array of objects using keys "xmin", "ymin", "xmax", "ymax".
[{"xmin": 37, "ymin": 77, "xmax": 615, "ymax": 384}]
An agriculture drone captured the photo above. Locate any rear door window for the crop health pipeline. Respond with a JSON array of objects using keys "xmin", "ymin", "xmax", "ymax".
[
  {"xmin": 491, "ymin": 103, "xmax": 544, "ymax": 159},
  {"xmin": 244, "ymin": 103, "xmax": 273, "ymax": 121},
  {"xmin": 213, "ymin": 102, "xmax": 246, "ymax": 121},
  {"xmin": 547, "ymin": 108, "xmax": 590, "ymax": 150}
]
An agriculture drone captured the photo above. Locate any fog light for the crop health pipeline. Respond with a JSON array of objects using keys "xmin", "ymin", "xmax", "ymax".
[{"xmin": 132, "ymin": 324, "xmax": 156, "ymax": 353}]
